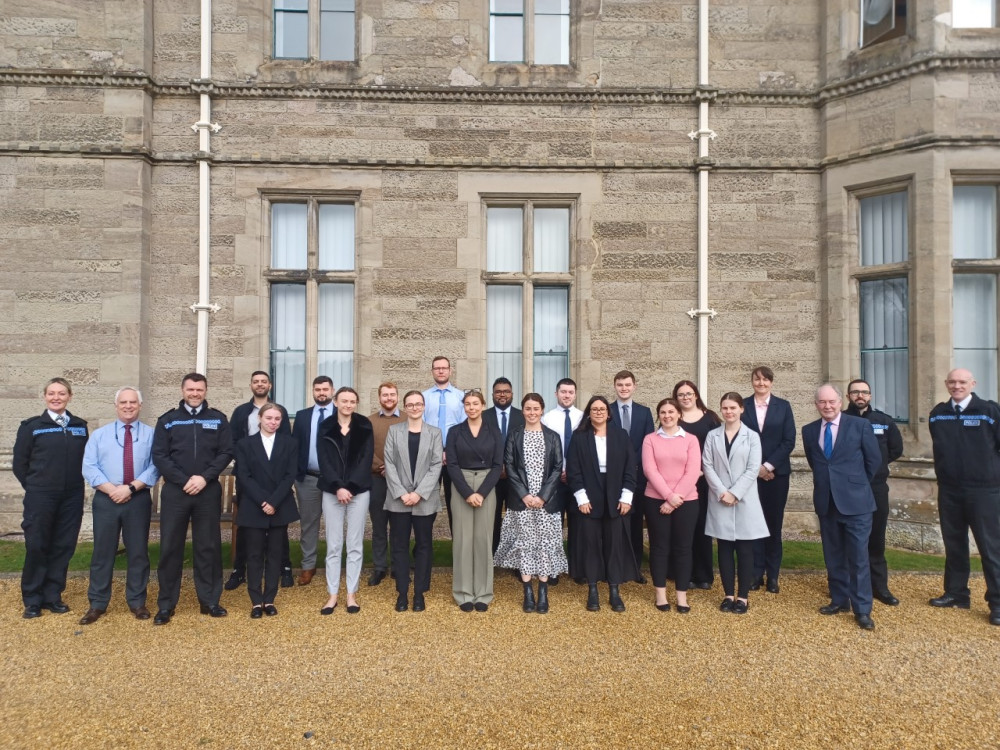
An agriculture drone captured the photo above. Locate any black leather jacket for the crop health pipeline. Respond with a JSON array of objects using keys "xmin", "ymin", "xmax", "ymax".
[{"xmin": 503, "ymin": 425, "xmax": 563, "ymax": 513}]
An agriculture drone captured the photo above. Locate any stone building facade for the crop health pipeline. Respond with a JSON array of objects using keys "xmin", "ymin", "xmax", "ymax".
[{"xmin": 1, "ymin": 0, "xmax": 998, "ymax": 548}]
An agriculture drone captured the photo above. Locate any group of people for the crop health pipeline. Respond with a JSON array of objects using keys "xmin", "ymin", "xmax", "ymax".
[{"xmin": 11, "ymin": 361, "xmax": 1000, "ymax": 630}]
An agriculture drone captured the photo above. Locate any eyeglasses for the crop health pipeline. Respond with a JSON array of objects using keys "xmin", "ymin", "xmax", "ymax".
[
  {"xmin": 493, "ymin": 388, "xmax": 513, "ymax": 395},
  {"xmin": 676, "ymin": 392, "xmax": 696, "ymax": 398},
  {"xmin": 848, "ymin": 390, "xmax": 870, "ymax": 396},
  {"xmin": 589, "ymin": 407, "xmax": 608, "ymax": 414},
  {"xmin": 404, "ymin": 402, "xmax": 424, "ymax": 410}
]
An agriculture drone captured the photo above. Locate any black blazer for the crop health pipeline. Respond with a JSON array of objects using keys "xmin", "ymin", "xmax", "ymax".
[
  {"xmin": 292, "ymin": 404, "xmax": 330, "ymax": 480},
  {"xmin": 503, "ymin": 426, "xmax": 563, "ymax": 513},
  {"xmin": 609, "ymin": 401, "xmax": 655, "ymax": 495},
  {"xmin": 483, "ymin": 405, "xmax": 525, "ymax": 445},
  {"xmin": 566, "ymin": 426, "xmax": 637, "ymax": 519},
  {"xmin": 230, "ymin": 399, "xmax": 290, "ymax": 444},
  {"xmin": 234, "ymin": 433, "xmax": 300, "ymax": 529},
  {"xmin": 317, "ymin": 412, "xmax": 375, "ymax": 495},
  {"xmin": 445, "ymin": 420, "xmax": 504, "ymax": 500},
  {"xmin": 741, "ymin": 394, "xmax": 796, "ymax": 476}
]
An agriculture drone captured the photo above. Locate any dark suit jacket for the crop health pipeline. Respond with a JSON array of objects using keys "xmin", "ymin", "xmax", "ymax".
[
  {"xmin": 234, "ymin": 433, "xmax": 300, "ymax": 529},
  {"xmin": 483, "ymin": 405, "xmax": 525, "ymax": 446},
  {"xmin": 609, "ymin": 401, "xmax": 655, "ymax": 495},
  {"xmin": 317, "ymin": 412, "xmax": 375, "ymax": 495},
  {"xmin": 565, "ymin": 426, "xmax": 637, "ymax": 519},
  {"xmin": 741, "ymin": 394, "xmax": 796, "ymax": 476},
  {"xmin": 230, "ymin": 399, "xmax": 290, "ymax": 444},
  {"xmin": 504, "ymin": 426, "xmax": 563, "ymax": 513},
  {"xmin": 292, "ymin": 404, "xmax": 330, "ymax": 480},
  {"xmin": 802, "ymin": 414, "xmax": 881, "ymax": 516}
]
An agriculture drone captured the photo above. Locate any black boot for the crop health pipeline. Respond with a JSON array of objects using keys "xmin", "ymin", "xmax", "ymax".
[
  {"xmin": 537, "ymin": 581, "xmax": 549, "ymax": 614},
  {"xmin": 586, "ymin": 584, "xmax": 600, "ymax": 612},
  {"xmin": 522, "ymin": 580, "xmax": 536, "ymax": 613},
  {"xmin": 609, "ymin": 584, "xmax": 626, "ymax": 612}
]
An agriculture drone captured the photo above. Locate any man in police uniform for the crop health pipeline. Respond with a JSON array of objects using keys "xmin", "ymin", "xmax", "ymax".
[
  {"xmin": 928, "ymin": 368, "xmax": 1000, "ymax": 626},
  {"xmin": 151, "ymin": 372, "xmax": 233, "ymax": 625},
  {"xmin": 843, "ymin": 378, "xmax": 904, "ymax": 605}
]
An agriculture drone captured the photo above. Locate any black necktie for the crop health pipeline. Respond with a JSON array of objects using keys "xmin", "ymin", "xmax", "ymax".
[
  {"xmin": 564, "ymin": 409, "xmax": 572, "ymax": 456},
  {"xmin": 954, "ymin": 403, "xmax": 963, "ymax": 417},
  {"xmin": 501, "ymin": 411, "xmax": 508, "ymax": 440}
]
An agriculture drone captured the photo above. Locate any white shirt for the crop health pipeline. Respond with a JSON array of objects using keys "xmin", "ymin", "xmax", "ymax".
[
  {"xmin": 656, "ymin": 426, "xmax": 688, "ymax": 439},
  {"xmin": 248, "ymin": 403, "xmax": 262, "ymax": 436},
  {"xmin": 951, "ymin": 395, "xmax": 973, "ymax": 411},
  {"xmin": 46, "ymin": 409, "xmax": 66, "ymax": 424},
  {"xmin": 260, "ymin": 432, "xmax": 275, "ymax": 460},
  {"xmin": 542, "ymin": 405, "xmax": 583, "ymax": 469}
]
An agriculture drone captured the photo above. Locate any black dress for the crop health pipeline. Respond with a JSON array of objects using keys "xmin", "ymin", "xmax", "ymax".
[{"xmin": 679, "ymin": 411, "xmax": 719, "ymax": 586}]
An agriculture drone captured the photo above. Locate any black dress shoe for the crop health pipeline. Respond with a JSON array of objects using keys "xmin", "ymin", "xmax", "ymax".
[
  {"xmin": 573, "ymin": 577, "xmax": 587, "ymax": 585},
  {"xmin": 634, "ymin": 574, "xmax": 648, "ymax": 585},
  {"xmin": 609, "ymin": 584, "xmax": 626, "ymax": 613},
  {"xmin": 412, "ymin": 594, "xmax": 425, "ymax": 612},
  {"xmin": 548, "ymin": 575, "xmax": 559, "ymax": 586},
  {"xmin": 251, "ymin": 605, "xmax": 263, "ymax": 619},
  {"xmin": 676, "ymin": 604, "xmax": 691, "ymax": 614},
  {"xmin": 22, "ymin": 604, "xmax": 42, "ymax": 619},
  {"xmin": 855, "ymin": 613, "xmax": 875, "ymax": 630},
  {"xmin": 719, "ymin": 598, "xmax": 734, "ymax": 613},
  {"xmin": 693, "ymin": 581, "xmax": 712, "ymax": 590},
  {"xmin": 459, "ymin": 602, "xmax": 474, "ymax": 612},
  {"xmin": 766, "ymin": 579, "xmax": 780, "ymax": 594},
  {"xmin": 153, "ymin": 609, "xmax": 174, "ymax": 625},
  {"xmin": 224, "ymin": 571, "xmax": 245, "ymax": 591},
  {"xmin": 41, "ymin": 600, "xmax": 70, "ymax": 614},
  {"xmin": 396, "ymin": 594, "xmax": 408, "ymax": 612},
  {"xmin": 280, "ymin": 568, "xmax": 294, "ymax": 588},
  {"xmin": 733, "ymin": 600, "xmax": 749, "ymax": 615},
  {"xmin": 586, "ymin": 585, "xmax": 600, "ymax": 612},
  {"xmin": 199, "ymin": 603, "xmax": 228, "ymax": 617},
  {"xmin": 819, "ymin": 602, "xmax": 850, "ymax": 615},
  {"xmin": 929, "ymin": 593, "xmax": 971, "ymax": 609},
  {"xmin": 130, "ymin": 605, "xmax": 151, "ymax": 620},
  {"xmin": 874, "ymin": 591, "xmax": 900, "ymax": 606},
  {"xmin": 264, "ymin": 604, "xmax": 278, "ymax": 616},
  {"xmin": 368, "ymin": 570, "xmax": 387, "ymax": 587},
  {"xmin": 990, "ymin": 610, "xmax": 1000, "ymax": 626},
  {"xmin": 749, "ymin": 578, "xmax": 764, "ymax": 591},
  {"xmin": 474, "ymin": 602, "xmax": 488, "ymax": 612},
  {"xmin": 655, "ymin": 602, "xmax": 670, "ymax": 612}
]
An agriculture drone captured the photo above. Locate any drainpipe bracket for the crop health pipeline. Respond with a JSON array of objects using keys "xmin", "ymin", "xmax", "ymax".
[
  {"xmin": 687, "ymin": 308, "xmax": 718, "ymax": 320},
  {"xmin": 191, "ymin": 121, "xmax": 222, "ymax": 133},
  {"xmin": 688, "ymin": 128, "xmax": 717, "ymax": 141},
  {"xmin": 190, "ymin": 302, "xmax": 222, "ymax": 314}
]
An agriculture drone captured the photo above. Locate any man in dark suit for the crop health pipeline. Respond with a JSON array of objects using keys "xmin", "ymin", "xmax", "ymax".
[
  {"xmin": 484, "ymin": 377, "xmax": 524, "ymax": 555},
  {"xmin": 741, "ymin": 365, "xmax": 796, "ymax": 593},
  {"xmin": 226, "ymin": 371, "xmax": 292, "ymax": 591},
  {"xmin": 608, "ymin": 369, "xmax": 655, "ymax": 582},
  {"xmin": 291, "ymin": 375, "xmax": 334, "ymax": 586},
  {"xmin": 803, "ymin": 383, "xmax": 881, "ymax": 630}
]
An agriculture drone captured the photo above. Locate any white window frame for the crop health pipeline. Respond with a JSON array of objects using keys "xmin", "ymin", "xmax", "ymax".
[
  {"xmin": 489, "ymin": 0, "xmax": 571, "ymax": 66},
  {"xmin": 273, "ymin": 0, "xmax": 356, "ymax": 62}
]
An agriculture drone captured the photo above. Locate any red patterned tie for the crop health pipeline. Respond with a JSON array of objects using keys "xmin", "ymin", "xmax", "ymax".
[{"xmin": 123, "ymin": 424, "xmax": 135, "ymax": 485}]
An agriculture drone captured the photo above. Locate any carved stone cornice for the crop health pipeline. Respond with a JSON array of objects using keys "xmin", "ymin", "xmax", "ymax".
[{"xmin": 817, "ymin": 54, "xmax": 1000, "ymax": 103}]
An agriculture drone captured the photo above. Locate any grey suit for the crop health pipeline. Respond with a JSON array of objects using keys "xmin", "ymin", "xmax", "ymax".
[
  {"xmin": 702, "ymin": 425, "xmax": 769, "ymax": 542},
  {"xmin": 383, "ymin": 422, "xmax": 443, "ymax": 597}
]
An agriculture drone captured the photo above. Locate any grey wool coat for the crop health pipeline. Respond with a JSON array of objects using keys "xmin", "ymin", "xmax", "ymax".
[
  {"xmin": 702, "ymin": 424, "xmax": 769, "ymax": 541},
  {"xmin": 383, "ymin": 421, "xmax": 443, "ymax": 516}
]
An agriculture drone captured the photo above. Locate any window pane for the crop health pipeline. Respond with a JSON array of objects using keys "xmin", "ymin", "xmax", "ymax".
[
  {"xmin": 860, "ymin": 191, "xmax": 908, "ymax": 266},
  {"xmin": 319, "ymin": 203, "xmax": 355, "ymax": 270},
  {"xmin": 318, "ymin": 283, "xmax": 354, "ymax": 388},
  {"xmin": 953, "ymin": 0, "xmax": 995, "ymax": 26},
  {"xmin": 490, "ymin": 15, "xmax": 525, "ymax": 62},
  {"xmin": 321, "ymin": 0, "xmax": 355, "ymax": 61},
  {"xmin": 487, "ymin": 207, "xmax": 524, "ymax": 272},
  {"xmin": 274, "ymin": 1, "xmax": 309, "ymax": 59},
  {"xmin": 533, "ymin": 208, "xmax": 570, "ymax": 272},
  {"xmin": 270, "ymin": 284, "xmax": 307, "ymax": 412},
  {"xmin": 860, "ymin": 277, "xmax": 909, "ymax": 421},
  {"xmin": 953, "ymin": 186, "xmax": 997, "ymax": 259},
  {"xmin": 534, "ymin": 13, "xmax": 569, "ymax": 65},
  {"xmin": 491, "ymin": 0, "xmax": 524, "ymax": 13},
  {"xmin": 533, "ymin": 287, "xmax": 569, "ymax": 398},
  {"xmin": 271, "ymin": 203, "xmax": 308, "ymax": 269},
  {"xmin": 487, "ymin": 285, "xmax": 524, "ymax": 401},
  {"xmin": 953, "ymin": 274, "xmax": 998, "ymax": 399}
]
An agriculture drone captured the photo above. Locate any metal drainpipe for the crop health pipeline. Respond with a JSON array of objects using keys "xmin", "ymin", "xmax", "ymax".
[
  {"xmin": 191, "ymin": 0, "xmax": 221, "ymax": 374},
  {"xmin": 687, "ymin": 0, "xmax": 717, "ymax": 396}
]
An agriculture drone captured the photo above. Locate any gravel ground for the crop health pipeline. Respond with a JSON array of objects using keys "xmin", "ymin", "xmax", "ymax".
[{"xmin": 1, "ymin": 571, "xmax": 997, "ymax": 749}]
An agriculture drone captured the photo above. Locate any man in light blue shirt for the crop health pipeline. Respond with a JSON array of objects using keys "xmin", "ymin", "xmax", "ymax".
[
  {"xmin": 80, "ymin": 387, "xmax": 160, "ymax": 624},
  {"xmin": 422, "ymin": 355, "xmax": 466, "ymax": 531}
]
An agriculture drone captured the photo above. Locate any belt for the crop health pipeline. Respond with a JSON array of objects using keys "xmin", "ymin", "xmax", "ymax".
[{"xmin": 306, "ymin": 470, "xmax": 321, "ymax": 478}]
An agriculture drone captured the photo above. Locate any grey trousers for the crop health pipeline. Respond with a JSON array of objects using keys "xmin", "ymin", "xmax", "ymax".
[
  {"xmin": 451, "ymin": 468, "xmax": 496, "ymax": 606},
  {"xmin": 295, "ymin": 474, "xmax": 323, "ymax": 570},
  {"xmin": 323, "ymin": 490, "xmax": 371, "ymax": 596},
  {"xmin": 369, "ymin": 474, "xmax": 391, "ymax": 573},
  {"xmin": 87, "ymin": 489, "xmax": 151, "ymax": 610}
]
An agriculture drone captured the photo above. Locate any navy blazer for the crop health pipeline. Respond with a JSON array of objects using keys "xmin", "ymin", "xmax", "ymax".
[
  {"xmin": 483, "ymin": 405, "xmax": 525, "ymax": 446},
  {"xmin": 234, "ymin": 433, "xmax": 300, "ymax": 529},
  {"xmin": 802, "ymin": 414, "xmax": 881, "ymax": 516},
  {"xmin": 230, "ymin": 399, "xmax": 290, "ymax": 444},
  {"xmin": 609, "ymin": 401, "xmax": 655, "ymax": 494},
  {"xmin": 565, "ymin": 426, "xmax": 636, "ymax": 519},
  {"xmin": 741, "ymin": 394, "xmax": 796, "ymax": 476},
  {"xmin": 292, "ymin": 404, "xmax": 331, "ymax": 480}
]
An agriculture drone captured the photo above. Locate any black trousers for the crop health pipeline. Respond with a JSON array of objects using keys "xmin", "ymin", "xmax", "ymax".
[
  {"xmin": 21, "ymin": 488, "xmax": 84, "ymax": 606},
  {"xmin": 690, "ymin": 479, "xmax": 715, "ymax": 586},
  {"xmin": 368, "ymin": 474, "xmax": 391, "ymax": 573},
  {"xmin": 645, "ymin": 497, "xmax": 698, "ymax": 591},
  {"xmin": 869, "ymin": 482, "xmax": 891, "ymax": 596},
  {"xmin": 938, "ymin": 483, "xmax": 1000, "ymax": 608},
  {"xmin": 389, "ymin": 511, "xmax": 436, "ymax": 596},
  {"xmin": 628, "ymin": 496, "xmax": 646, "ymax": 570},
  {"xmin": 493, "ymin": 476, "xmax": 510, "ymax": 555},
  {"xmin": 752, "ymin": 473, "xmax": 790, "ymax": 583},
  {"xmin": 442, "ymin": 473, "xmax": 454, "ymax": 533},
  {"xmin": 231, "ymin": 498, "xmax": 291, "ymax": 574},
  {"xmin": 717, "ymin": 538, "xmax": 755, "ymax": 599},
  {"xmin": 577, "ymin": 513, "xmax": 639, "ymax": 585},
  {"xmin": 87, "ymin": 489, "xmax": 151, "ymax": 610},
  {"xmin": 157, "ymin": 480, "xmax": 223, "ymax": 611},
  {"xmin": 243, "ymin": 525, "xmax": 286, "ymax": 606}
]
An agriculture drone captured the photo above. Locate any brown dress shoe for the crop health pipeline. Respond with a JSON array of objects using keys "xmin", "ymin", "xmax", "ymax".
[
  {"xmin": 79, "ymin": 607, "xmax": 106, "ymax": 625},
  {"xmin": 130, "ymin": 605, "xmax": 151, "ymax": 620},
  {"xmin": 297, "ymin": 568, "xmax": 316, "ymax": 586}
]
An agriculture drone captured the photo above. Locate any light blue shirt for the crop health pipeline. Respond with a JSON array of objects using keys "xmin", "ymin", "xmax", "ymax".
[
  {"xmin": 422, "ymin": 383, "xmax": 466, "ymax": 444},
  {"xmin": 307, "ymin": 404, "xmax": 331, "ymax": 473},
  {"xmin": 83, "ymin": 419, "xmax": 159, "ymax": 488}
]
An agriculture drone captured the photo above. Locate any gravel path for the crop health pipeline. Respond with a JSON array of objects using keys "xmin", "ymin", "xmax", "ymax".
[{"xmin": 1, "ymin": 572, "xmax": 997, "ymax": 749}]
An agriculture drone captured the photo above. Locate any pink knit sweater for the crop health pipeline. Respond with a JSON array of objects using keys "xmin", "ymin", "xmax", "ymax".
[{"xmin": 641, "ymin": 430, "xmax": 702, "ymax": 502}]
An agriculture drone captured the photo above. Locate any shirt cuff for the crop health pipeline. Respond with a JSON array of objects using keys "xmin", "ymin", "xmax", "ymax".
[
  {"xmin": 619, "ymin": 489, "xmax": 633, "ymax": 505},
  {"xmin": 574, "ymin": 489, "xmax": 589, "ymax": 507},
  {"xmin": 763, "ymin": 462, "xmax": 774, "ymax": 472}
]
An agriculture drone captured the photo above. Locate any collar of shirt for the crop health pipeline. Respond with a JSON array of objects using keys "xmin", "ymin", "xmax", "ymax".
[
  {"xmin": 378, "ymin": 409, "xmax": 401, "ymax": 417},
  {"xmin": 186, "ymin": 404, "xmax": 201, "ymax": 416},
  {"xmin": 754, "ymin": 395, "xmax": 771, "ymax": 408},
  {"xmin": 825, "ymin": 414, "xmax": 842, "ymax": 428},
  {"xmin": 951, "ymin": 395, "xmax": 973, "ymax": 410},
  {"xmin": 47, "ymin": 409, "xmax": 65, "ymax": 423},
  {"xmin": 260, "ymin": 433, "xmax": 275, "ymax": 447},
  {"xmin": 656, "ymin": 426, "xmax": 688, "ymax": 438},
  {"xmin": 616, "ymin": 399, "xmax": 633, "ymax": 409},
  {"xmin": 116, "ymin": 419, "xmax": 140, "ymax": 435}
]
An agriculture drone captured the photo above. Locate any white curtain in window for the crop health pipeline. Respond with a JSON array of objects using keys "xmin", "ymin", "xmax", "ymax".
[
  {"xmin": 533, "ymin": 287, "xmax": 568, "ymax": 398},
  {"xmin": 860, "ymin": 191, "xmax": 908, "ymax": 266},
  {"xmin": 319, "ymin": 203, "xmax": 355, "ymax": 270},
  {"xmin": 270, "ymin": 284, "xmax": 307, "ymax": 412},
  {"xmin": 487, "ymin": 207, "xmax": 523, "ymax": 272},
  {"xmin": 271, "ymin": 203, "xmax": 308, "ymax": 269},
  {"xmin": 953, "ymin": 274, "xmax": 998, "ymax": 399},
  {"xmin": 533, "ymin": 207, "xmax": 570, "ymax": 272},
  {"xmin": 953, "ymin": 186, "xmax": 997, "ymax": 259},
  {"xmin": 487, "ymin": 285, "xmax": 524, "ymax": 400},
  {"xmin": 860, "ymin": 277, "xmax": 909, "ymax": 420},
  {"xmin": 318, "ymin": 283, "xmax": 354, "ymax": 388},
  {"xmin": 320, "ymin": 0, "xmax": 355, "ymax": 61},
  {"xmin": 274, "ymin": 0, "xmax": 309, "ymax": 58},
  {"xmin": 534, "ymin": 0, "xmax": 570, "ymax": 65}
]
